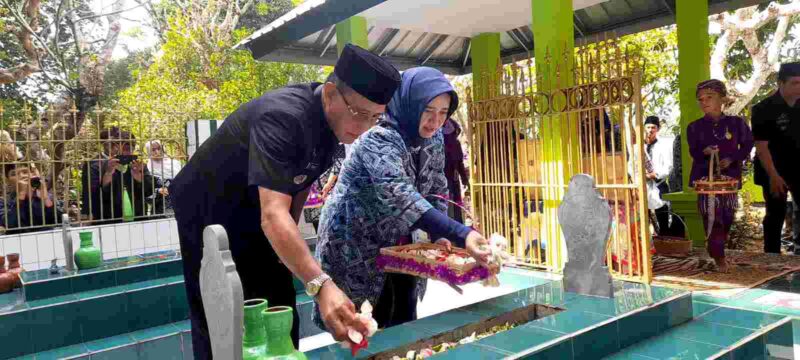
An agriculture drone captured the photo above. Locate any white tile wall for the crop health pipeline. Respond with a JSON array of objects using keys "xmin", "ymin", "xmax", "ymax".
[
  {"xmin": 0, "ymin": 216, "xmax": 323, "ymax": 270},
  {"xmin": 0, "ymin": 218, "xmax": 182, "ymax": 272}
]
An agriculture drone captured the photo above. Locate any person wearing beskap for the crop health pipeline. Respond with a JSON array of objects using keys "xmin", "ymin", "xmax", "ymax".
[
  {"xmin": 169, "ymin": 44, "xmax": 401, "ymax": 359},
  {"xmin": 643, "ymin": 116, "xmax": 677, "ymax": 236},
  {"xmin": 688, "ymin": 79, "xmax": 754, "ymax": 273},
  {"xmin": 753, "ymin": 62, "xmax": 800, "ymax": 255}
]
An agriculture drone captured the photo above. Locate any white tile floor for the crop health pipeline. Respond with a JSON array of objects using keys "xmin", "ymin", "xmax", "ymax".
[{"xmin": 298, "ymin": 267, "xmax": 557, "ymax": 352}]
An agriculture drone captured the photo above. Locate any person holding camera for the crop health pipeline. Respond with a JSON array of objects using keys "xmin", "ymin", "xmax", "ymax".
[
  {"xmin": 81, "ymin": 127, "xmax": 157, "ymax": 224},
  {"xmin": 1, "ymin": 163, "xmax": 61, "ymax": 234}
]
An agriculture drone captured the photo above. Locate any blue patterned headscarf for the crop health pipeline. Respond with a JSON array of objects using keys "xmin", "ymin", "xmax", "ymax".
[{"xmin": 385, "ymin": 67, "xmax": 459, "ymax": 147}]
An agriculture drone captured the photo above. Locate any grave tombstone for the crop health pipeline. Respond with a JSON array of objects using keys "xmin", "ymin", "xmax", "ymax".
[
  {"xmin": 558, "ymin": 174, "xmax": 614, "ymax": 298},
  {"xmin": 200, "ymin": 225, "xmax": 244, "ymax": 360}
]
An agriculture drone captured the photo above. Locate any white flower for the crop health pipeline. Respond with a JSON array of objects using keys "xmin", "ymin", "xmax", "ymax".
[
  {"xmin": 361, "ymin": 300, "xmax": 373, "ymax": 315},
  {"xmin": 348, "ymin": 328, "xmax": 363, "ymax": 344}
]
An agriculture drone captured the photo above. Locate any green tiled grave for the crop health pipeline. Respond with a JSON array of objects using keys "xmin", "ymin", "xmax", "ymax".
[
  {"xmin": 306, "ymin": 280, "xmax": 692, "ymax": 360},
  {"xmin": 605, "ymin": 300, "xmax": 792, "ymax": 359},
  {"xmin": 0, "ymin": 276, "xmax": 188, "ymax": 357},
  {"xmin": 21, "ymin": 255, "xmax": 182, "ymax": 302},
  {"xmin": 8, "ymin": 320, "xmax": 192, "ymax": 360}
]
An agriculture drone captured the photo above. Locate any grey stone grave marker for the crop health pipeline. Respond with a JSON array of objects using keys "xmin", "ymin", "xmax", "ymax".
[
  {"xmin": 200, "ymin": 224, "xmax": 244, "ymax": 360},
  {"xmin": 558, "ymin": 174, "xmax": 614, "ymax": 298}
]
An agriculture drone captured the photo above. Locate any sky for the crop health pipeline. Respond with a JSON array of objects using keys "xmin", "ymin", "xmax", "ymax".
[{"xmin": 90, "ymin": 0, "xmax": 159, "ymax": 59}]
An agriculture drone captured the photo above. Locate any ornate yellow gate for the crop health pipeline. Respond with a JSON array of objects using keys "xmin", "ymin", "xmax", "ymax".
[{"xmin": 466, "ymin": 39, "xmax": 652, "ymax": 283}]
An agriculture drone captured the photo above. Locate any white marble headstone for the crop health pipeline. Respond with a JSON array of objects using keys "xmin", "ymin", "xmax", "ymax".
[
  {"xmin": 558, "ymin": 174, "xmax": 614, "ymax": 298},
  {"xmin": 200, "ymin": 225, "xmax": 244, "ymax": 360}
]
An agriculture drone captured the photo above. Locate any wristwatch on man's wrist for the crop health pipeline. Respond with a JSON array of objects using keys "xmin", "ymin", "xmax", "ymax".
[{"xmin": 305, "ymin": 273, "xmax": 332, "ymax": 297}]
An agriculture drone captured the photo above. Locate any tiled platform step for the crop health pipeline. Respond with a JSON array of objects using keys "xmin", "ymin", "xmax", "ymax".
[
  {"xmin": 603, "ymin": 303, "xmax": 793, "ymax": 360},
  {"xmin": 21, "ymin": 253, "xmax": 182, "ymax": 302},
  {"xmin": 7, "ymin": 320, "xmax": 193, "ymax": 360},
  {"xmin": 0, "ymin": 275, "xmax": 188, "ymax": 359},
  {"xmin": 306, "ymin": 281, "xmax": 693, "ymax": 360},
  {"xmin": 1, "ymin": 276, "xmax": 323, "ymax": 359}
]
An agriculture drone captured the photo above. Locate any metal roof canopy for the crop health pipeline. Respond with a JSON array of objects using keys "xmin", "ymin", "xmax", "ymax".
[{"xmin": 236, "ymin": 0, "xmax": 769, "ymax": 75}]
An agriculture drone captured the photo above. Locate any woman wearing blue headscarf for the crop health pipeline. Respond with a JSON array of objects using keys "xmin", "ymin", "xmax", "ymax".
[{"xmin": 313, "ymin": 67, "xmax": 491, "ymax": 331}]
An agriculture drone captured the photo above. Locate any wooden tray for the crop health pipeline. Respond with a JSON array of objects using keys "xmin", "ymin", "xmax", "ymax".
[
  {"xmin": 695, "ymin": 152, "xmax": 738, "ymax": 195},
  {"xmin": 377, "ymin": 243, "xmax": 490, "ymax": 286},
  {"xmin": 695, "ymin": 178, "xmax": 738, "ymax": 195}
]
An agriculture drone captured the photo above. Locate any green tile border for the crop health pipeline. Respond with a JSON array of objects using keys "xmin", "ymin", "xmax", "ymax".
[
  {"xmin": 17, "ymin": 320, "xmax": 189, "ymax": 360},
  {"xmin": 707, "ymin": 316, "xmax": 791, "ymax": 359},
  {"xmin": 508, "ymin": 291, "xmax": 692, "ymax": 359},
  {"xmin": 21, "ymin": 258, "xmax": 183, "ymax": 303}
]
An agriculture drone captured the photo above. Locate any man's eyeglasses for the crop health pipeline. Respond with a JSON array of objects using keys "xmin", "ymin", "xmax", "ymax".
[{"xmin": 337, "ymin": 88, "xmax": 383, "ymax": 122}]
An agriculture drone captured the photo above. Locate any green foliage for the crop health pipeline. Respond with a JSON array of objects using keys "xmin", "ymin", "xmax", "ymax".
[
  {"xmin": 114, "ymin": 13, "xmax": 325, "ymax": 152},
  {"xmin": 99, "ymin": 49, "xmax": 155, "ymax": 106},
  {"xmin": 617, "ymin": 27, "xmax": 680, "ymax": 133}
]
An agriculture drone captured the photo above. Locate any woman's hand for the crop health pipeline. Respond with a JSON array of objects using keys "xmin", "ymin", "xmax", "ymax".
[
  {"xmin": 703, "ymin": 145, "xmax": 719, "ymax": 156},
  {"xmin": 465, "ymin": 231, "xmax": 491, "ymax": 267},
  {"xmin": 434, "ymin": 238, "xmax": 452, "ymax": 252},
  {"xmin": 321, "ymin": 175, "xmax": 337, "ymax": 201}
]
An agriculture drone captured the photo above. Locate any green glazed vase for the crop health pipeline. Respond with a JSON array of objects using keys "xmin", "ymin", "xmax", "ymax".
[
  {"xmin": 74, "ymin": 231, "xmax": 102, "ymax": 270},
  {"xmin": 261, "ymin": 306, "xmax": 307, "ymax": 360},
  {"xmin": 122, "ymin": 187, "xmax": 135, "ymax": 222},
  {"xmin": 243, "ymin": 299, "xmax": 269, "ymax": 360}
]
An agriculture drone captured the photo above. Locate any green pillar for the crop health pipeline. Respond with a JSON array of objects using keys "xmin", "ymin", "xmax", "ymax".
[
  {"xmin": 663, "ymin": 0, "xmax": 708, "ymax": 247},
  {"xmin": 531, "ymin": 0, "xmax": 577, "ymax": 271},
  {"xmin": 532, "ymin": 0, "xmax": 574, "ymax": 91},
  {"xmin": 470, "ymin": 33, "xmax": 501, "ymax": 100},
  {"xmin": 336, "ymin": 16, "xmax": 368, "ymax": 55}
]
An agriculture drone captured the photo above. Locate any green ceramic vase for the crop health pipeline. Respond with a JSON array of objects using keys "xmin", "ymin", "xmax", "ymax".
[
  {"xmin": 261, "ymin": 306, "xmax": 307, "ymax": 360},
  {"xmin": 243, "ymin": 298, "xmax": 269, "ymax": 360},
  {"xmin": 74, "ymin": 231, "xmax": 102, "ymax": 270},
  {"xmin": 122, "ymin": 187, "xmax": 135, "ymax": 222}
]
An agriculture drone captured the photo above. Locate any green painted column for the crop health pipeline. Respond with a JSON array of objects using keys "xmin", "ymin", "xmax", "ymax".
[
  {"xmin": 531, "ymin": 0, "xmax": 577, "ymax": 271},
  {"xmin": 663, "ymin": 0, "xmax": 708, "ymax": 247},
  {"xmin": 470, "ymin": 33, "xmax": 501, "ymax": 101},
  {"xmin": 532, "ymin": 0, "xmax": 574, "ymax": 91},
  {"xmin": 336, "ymin": 16, "xmax": 368, "ymax": 55}
]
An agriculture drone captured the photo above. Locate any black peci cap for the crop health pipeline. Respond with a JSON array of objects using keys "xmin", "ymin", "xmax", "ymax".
[
  {"xmin": 334, "ymin": 44, "xmax": 401, "ymax": 105},
  {"xmin": 778, "ymin": 62, "xmax": 800, "ymax": 82},
  {"xmin": 645, "ymin": 116, "xmax": 661, "ymax": 128}
]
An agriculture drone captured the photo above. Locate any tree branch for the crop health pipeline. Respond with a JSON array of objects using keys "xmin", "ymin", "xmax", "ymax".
[
  {"xmin": 73, "ymin": 2, "xmax": 146, "ymax": 22},
  {"xmin": 710, "ymin": 28, "xmax": 736, "ymax": 81},
  {"xmin": 728, "ymin": 14, "xmax": 793, "ymax": 115},
  {"xmin": 0, "ymin": 0, "xmax": 42, "ymax": 84}
]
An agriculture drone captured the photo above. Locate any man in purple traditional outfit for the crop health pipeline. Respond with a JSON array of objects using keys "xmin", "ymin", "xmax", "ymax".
[{"xmin": 687, "ymin": 79, "xmax": 754, "ymax": 273}]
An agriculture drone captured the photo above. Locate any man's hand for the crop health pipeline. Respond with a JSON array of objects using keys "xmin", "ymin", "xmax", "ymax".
[
  {"xmin": 465, "ymin": 231, "xmax": 491, "ymax": 267},
  {"xmin": 770, "ymin": 175, "xmax": 789, "ymax": 198},
  {"xmin": 318, "ymin": 281, "xmax": 368, "ymax": 342},
  {"xmin": 703, "ymin": 146, "xmax": 719, "ymax": 156},
  {"xmin": 646, "ymin": 172, "xmax": 657, "ymax": 180},
  {"xmin": 158, "ymin": 187, "xmax": 169, "ymax": 196},
  {"xmin": 434, "ymin": 238, "xmax": 452, "ymax": 252},
  {"xmin": 131, "ymin": 160, "xmax": 145, "ymax": 182},
  {"xmin": 719, "ymin": 158, "xmax": 732, "ymax": 170}
]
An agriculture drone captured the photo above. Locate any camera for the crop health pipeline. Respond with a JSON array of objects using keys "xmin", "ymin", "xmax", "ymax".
[
  {"xmin": 116, "ymin": 154, "xmax": 138, "ymax": 165},
  {"xmin": 30, "ymin": 177, "xmax": 41, "ymax": 189}
]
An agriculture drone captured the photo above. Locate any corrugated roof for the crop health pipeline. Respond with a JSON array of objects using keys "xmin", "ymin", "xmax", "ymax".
[{"xmin": 237, "ymin": 0, "xmax": 770, "ymax": 75}]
